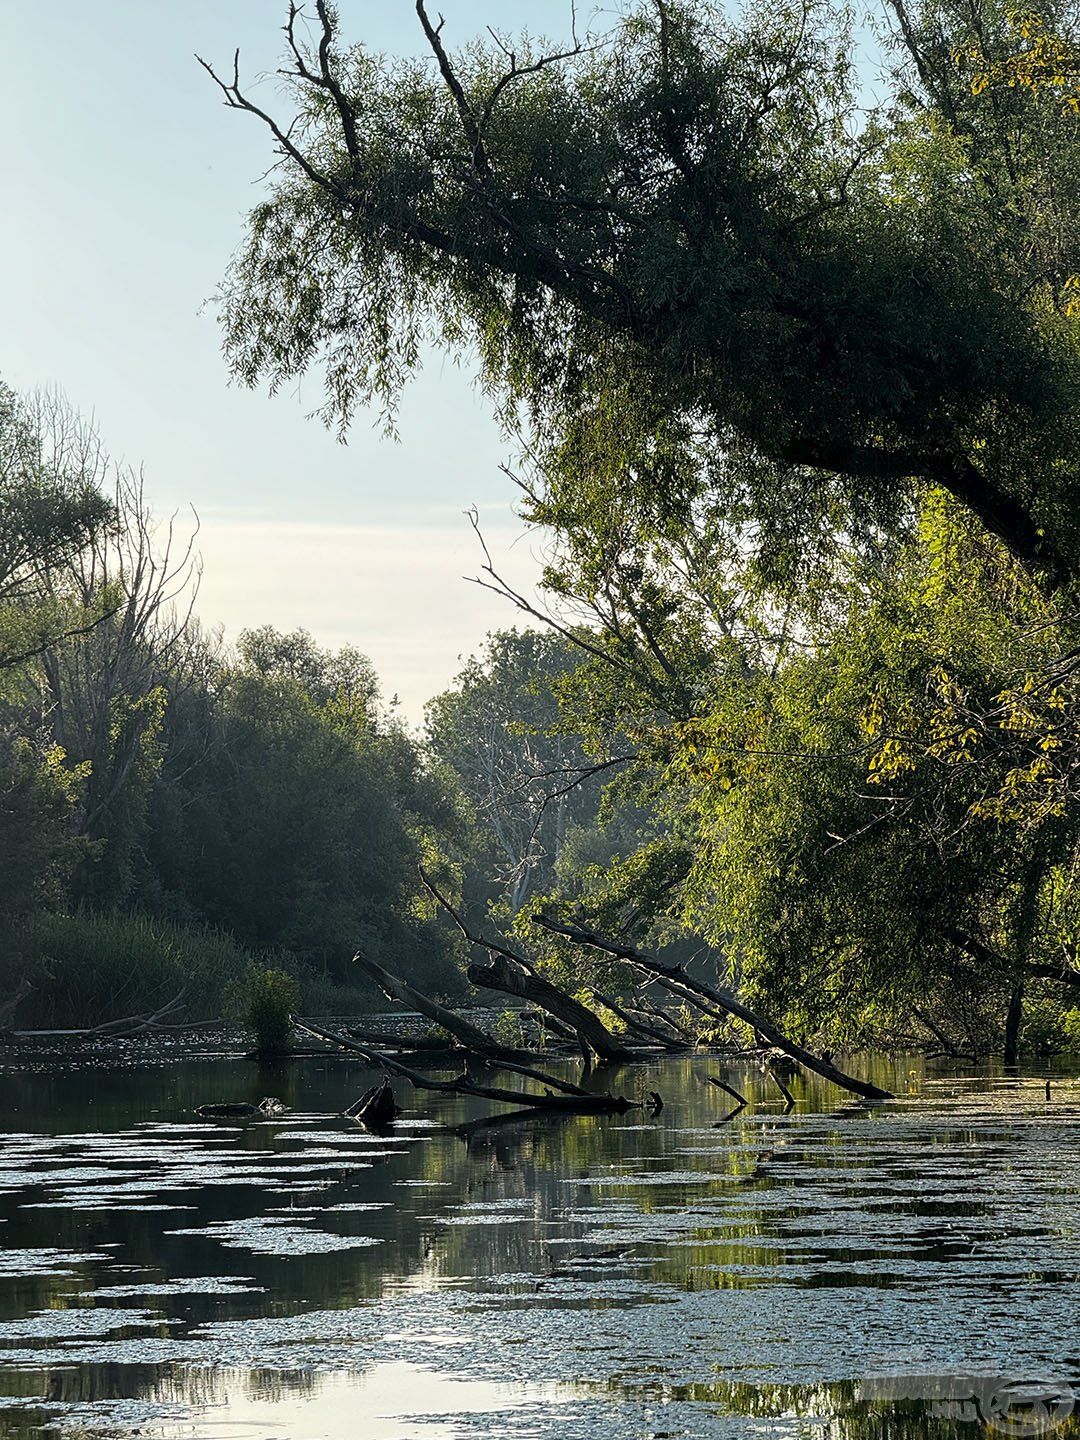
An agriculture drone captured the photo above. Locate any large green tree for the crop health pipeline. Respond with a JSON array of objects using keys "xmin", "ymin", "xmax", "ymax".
[
  {"xmin": 149, "ymin": 627, "xmax": 467, "ymax": 988},
  {"xmin": 203, "ymin": 0, "xmax": 1079, "ymax": 588}
]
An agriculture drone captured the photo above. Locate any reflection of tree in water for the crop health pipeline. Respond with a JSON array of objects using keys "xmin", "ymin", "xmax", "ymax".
[{"xmin": 0, "ymin": 1051, "xmax": 1077, "ymax": 1438}]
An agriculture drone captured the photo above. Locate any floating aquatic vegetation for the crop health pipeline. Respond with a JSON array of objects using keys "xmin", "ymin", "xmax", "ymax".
[{"xmin": 165, "ymin": 1217, "xmax": 385, "ymax": 1256}]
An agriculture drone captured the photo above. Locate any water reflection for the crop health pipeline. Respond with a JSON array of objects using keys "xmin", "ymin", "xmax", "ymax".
[{"xmin": 0, "ymin": 1050, "xmax": 1077, "ymax": 1437}]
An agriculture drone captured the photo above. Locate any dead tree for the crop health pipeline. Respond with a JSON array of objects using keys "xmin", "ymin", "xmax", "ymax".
[
  {"xmin": 467, "ymin": 954, "xmax": 635, "ymax": 1063},
  {"xmin": 293, "ymin": 1017, "xmax": 634, "ymax": 1114},
  {"xmin": 420, "ymin": 869, "xmax": 635, "ymax": 1063},
  {"xmin": 586, "ymin": 987, "xmax": 684, "ymax": 1051},
  {"xmin": 350, "ymin": 949, "xmax": 560, "ymax": 1065},
  {"xmin": 534, "ymin": 916, "xmax": 894, "ymax": 1101},
  {"xmin": 11, "ymin": 988, "xmax": 189, "ymax": 1041}
]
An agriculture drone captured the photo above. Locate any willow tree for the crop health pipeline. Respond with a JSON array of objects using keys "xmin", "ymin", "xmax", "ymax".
[{"xmin": 202, "ymin": 0, "xmax": 1079, "ymax": 590}]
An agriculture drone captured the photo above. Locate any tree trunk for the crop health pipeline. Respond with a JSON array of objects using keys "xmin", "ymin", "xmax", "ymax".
[
  {"xmin": 351, "ymin": 950, "xmax": 539, "ymax": 1066},
  {"xmin": 292, "ymin": 1016, "xmax": 633, "ymax": 1114},
  {"xmin": 467, "ymin": 954, "xmax": 635, "ymax": 1063},
  {"xmin": 1004, "ymin": 984, "xmax": 1024, "ymax": 1067},
  {"xmin": 533, "ymin": 916, "xmax": 894, "ymax": 1101}
]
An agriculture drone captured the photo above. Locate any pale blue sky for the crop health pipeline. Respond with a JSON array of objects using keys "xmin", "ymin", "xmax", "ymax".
[{"xmin": 1, "ymin": 1, "xmax": 582, "ymax": 715}]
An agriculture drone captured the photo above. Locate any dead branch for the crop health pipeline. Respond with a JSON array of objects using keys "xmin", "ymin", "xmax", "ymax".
[
  {"xmin": 0, "ymin": 977, "xmax": 34, "ymax": 1030},
  {"xmin": 708, "ymin": 1075, "xmax": 749, "ymax": 1107},
  {"xmin": 765, "ymin": 1064, "xmax": 796, "ymax": 1111},
  {"xmin": 12, "ymin": 988, "xmax": 188, "ymax": 1041},
  {"xmin": 420, "ymin": 868, "xmax": 636, "ymax": 1061},
  {"xmin": 467, "ymin": 953, "xmax": 635, "ymax": 1063},
  {"xmin": 587, "ymin": 987, "xmax": 684, "ymax": 1050},
  {"xmin": 352, "ymin": 948, "xmax": 531, "ymax": 1062},
  {"xmin": 533, "ymin": 916, "xmax": 894, "ymax": 1101},
  {"xmin": 292, "ymin": 1016, "xmax": 633, "ymax": 1113}
]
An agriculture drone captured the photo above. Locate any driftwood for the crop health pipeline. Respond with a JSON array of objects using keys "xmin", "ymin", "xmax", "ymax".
[
  {"xmin": 11, "ymin": 989, "xmax": 189, "ymax": 1041},
  {"xmin": 533, "ymin": 917, "xmax": 894, "ymax": 1102},
  {"xmin": 293, "ymin": 1016, "xmax": 634, "ymax": 1115}
]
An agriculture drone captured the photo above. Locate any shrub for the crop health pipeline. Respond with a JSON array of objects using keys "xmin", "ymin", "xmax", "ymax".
[{"xmin": 244, "ymin": 967, "xmax": 301, "ymax": 1056}]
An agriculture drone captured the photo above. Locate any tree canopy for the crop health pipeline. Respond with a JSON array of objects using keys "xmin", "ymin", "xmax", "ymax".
[{"xmin": 204, "ymin": 0, "xmax": 1080, "ymax": 588}]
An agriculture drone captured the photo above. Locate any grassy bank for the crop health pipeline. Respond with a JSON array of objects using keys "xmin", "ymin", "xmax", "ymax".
[{"xmin": 6, "ymin": 910, "xmax": 376, "ymax": 1030}]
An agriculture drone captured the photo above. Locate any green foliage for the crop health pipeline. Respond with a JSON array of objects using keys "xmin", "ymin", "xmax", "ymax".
[
  {"xmin": 426, "ymin": 629, "xmax": 606, "ymax": 918},
  {"xmin": 0, "ymin": 378, "xmax": 472, "ymax": 1029},
  {"xmin": 214, "ymin": 0, "xmax": 1079, "ymax": 586},
  {"xmin": 0, "ymin": 735, "xmax": 85, "ymax": 968},
  {"xmin": 0, "ymin": 380, "xmax": 111, "ymax": 670},
  {"xmin": 152, "ymin": 627, "xmax": 468, "ymax": 990},
  {"xmin": 12, "ymin": 909, "xmax": 254, "ymax": 1029},
  {"xmin": 490, "ymin": 1008, "xmax": 530, "ymax": 1050},
  {"xmin": 241, "ymin": 966, "xmax": 301, "ymax": 1056}
]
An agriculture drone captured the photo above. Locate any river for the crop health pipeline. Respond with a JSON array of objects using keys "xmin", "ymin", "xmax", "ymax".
[{"xmin": 0, "ymin": 1047, "xmax": 1076, "ymax": 1438}]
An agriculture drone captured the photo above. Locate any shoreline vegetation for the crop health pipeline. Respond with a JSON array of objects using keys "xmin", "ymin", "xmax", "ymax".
[
  {"xmin": 5, "ymin": 0, "xmax": 1080, "ymax": 1076},
  {"xmin": 2, "ymin": 373, "xmax": 1079, "ymax": 1068}
]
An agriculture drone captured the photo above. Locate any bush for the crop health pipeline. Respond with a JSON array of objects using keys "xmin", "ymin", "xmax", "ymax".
[{"xmin": 243, "ymin": 966, "xmax": 301, "ymax": 1056}]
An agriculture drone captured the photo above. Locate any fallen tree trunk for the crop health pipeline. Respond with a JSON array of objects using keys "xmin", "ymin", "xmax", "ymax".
[
  {"xmin": 11, "ymin": 989, "xmax": 188, "ymax": 1041},
  {"xmin": 418, "ymin": 869, "xmax": 636, "ymax": 1063},
  {"xmin": 587, "ymin": 988, "xmax": 684, "ymax": 1051},
  {"xmin": 533, "ymin": 917, "xmax": 894, "ymax": 1102},
  {"xmin": 467, "ymin": 954, "xmax": 635, "ymax": 1063},
  {"xmin": 630, "ymin": 996, "xmax": 698, "ymax": 1045},
  {"xmin": 351, "ymin": 950, "xmax": 542, "ymax": 1065},
  {"xmin": 292, "ymin": 1016, "xmax": 634, "ymax": 1114},
  {"xmin": 344, "ymin": 1025, "xmax": 459, "ymax": 1051}
]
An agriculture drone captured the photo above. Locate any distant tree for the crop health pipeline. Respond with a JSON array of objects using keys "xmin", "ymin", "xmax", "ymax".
[
  {"xmin": 29, "ymin": 467, "xmax": 201, "ymax": 908},
  {"xmin": 0, "ymin": 383, "xmax": 112, "ymax": 669},
  {"xmin": 426, "ymin": 630, "xmax": 610, "ymax": 916},
  {"xmin": 158, "ymin": 628, "xmax": 467, "ymax": 987}
]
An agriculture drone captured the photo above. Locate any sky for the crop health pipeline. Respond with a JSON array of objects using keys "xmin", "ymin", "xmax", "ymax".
[{"xmin": 0, "ymin": 1, "xmax": 583, "ymax": 720}]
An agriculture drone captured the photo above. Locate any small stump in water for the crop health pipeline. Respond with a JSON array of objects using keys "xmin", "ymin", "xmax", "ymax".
[{"xmin": 345, "ymin": 1079, "xmax": 398, "ymax": 1130}]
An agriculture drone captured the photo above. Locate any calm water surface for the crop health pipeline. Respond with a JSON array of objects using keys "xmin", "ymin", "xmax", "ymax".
[{"xmin": 0, "ymin": 1046, "xmax": 1077, "ymax": 1438}]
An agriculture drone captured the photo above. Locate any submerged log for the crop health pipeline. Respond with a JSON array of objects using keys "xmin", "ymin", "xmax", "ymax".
[
  {"xmin": 195, "ymin": 1096, "xmax": 287, "ymax": 1119},
  {"xmin": 293, "ymin": 1016, "xmax": 634, "ymax": 1115},
  {"xmin": 533, "ymin": 917, "xmax": 894, "ymax": 1102}
]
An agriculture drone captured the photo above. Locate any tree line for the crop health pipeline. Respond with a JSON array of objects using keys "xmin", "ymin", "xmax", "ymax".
[
  {"xmin": 190, "ymin": 0, "xmax": 1079, "ymax": 1061},
  {"xmin": 4, "ymin": 0, "xmax": 1079, "ymax": 1060},
  {"xmin": 0, "ymin": 382, "xmax": 593, "ymax": 1026}
]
